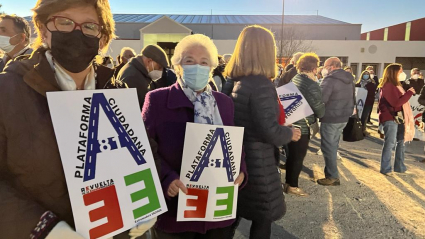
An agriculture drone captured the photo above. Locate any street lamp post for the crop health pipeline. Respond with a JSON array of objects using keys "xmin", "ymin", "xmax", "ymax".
[{"xmin": 279, "ymin": 0, "xmax": 284, "ymax": 64}]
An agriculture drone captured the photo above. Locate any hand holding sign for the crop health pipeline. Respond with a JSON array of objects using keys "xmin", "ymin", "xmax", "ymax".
[
  {"xmin": 168, "ymin": 179, "xmax": 188, "ymax": 197},
  {"xmin": 234, "ymin": 172, "xmax": 245, "ymax": 186}
]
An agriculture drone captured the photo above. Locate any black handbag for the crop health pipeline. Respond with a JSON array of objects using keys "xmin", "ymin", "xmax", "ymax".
[{"xmin": 343, "ymin": 84, "xmax": 365, "ymax": 142}]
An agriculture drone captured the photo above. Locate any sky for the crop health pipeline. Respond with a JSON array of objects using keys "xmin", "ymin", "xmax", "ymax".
[{"xmin": 1, "ymin": 0, "xmax": 423, "ymax": 33}]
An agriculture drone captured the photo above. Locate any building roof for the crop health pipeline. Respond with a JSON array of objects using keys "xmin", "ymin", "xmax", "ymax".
[
  {"xmin": 112, "ymin": 14, "xmax": 350, "ymax": 25},
  {"xmin": 25, "ymin": 14, "xmax": 350, "ymax": 25}
]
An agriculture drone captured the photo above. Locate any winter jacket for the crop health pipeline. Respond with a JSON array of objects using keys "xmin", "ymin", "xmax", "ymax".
[
  {"xmin": 378, "ymin": 83, "xmax": 414, "ymax": 124},
  {"xmin": 402, "ymin": 78, "xmax": 424, "ymax": 95},
  {"xmin": 142, "ymin": 83, "xmax": 248, "ymax": 234},
  {"xmin": 0, "ymin": 47, "xmax": 33, "ymax": 72},
  {"xmin": 356, "ymin": 81, "xmax": 377, "ymax": 106},
  {"xmin": 292, "ymin": 73, "xmax": 325, "ymax": 135},
  {"xmin": 223, "ymin": 75, "xmax": 293, "ymax": 221},
  {"xmin": 277, "ymin": 65, "xmax": 297, "ymax": 87},
  {"xmin": 320, "ymin": 69, "xmax": 355, "ymax": 123},
  {"xmin": 0, "ymin": 48, "xmax": 131, "ymax": 238}
]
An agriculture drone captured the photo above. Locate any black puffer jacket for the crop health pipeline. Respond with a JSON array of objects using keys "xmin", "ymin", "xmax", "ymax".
[
  {"xmin": 223, "ymin": 75, "xmax": 293, "ymax": 221},
  {"xmin": 292, "ymin": 73, "xmax": 325, "ymax": 134}
]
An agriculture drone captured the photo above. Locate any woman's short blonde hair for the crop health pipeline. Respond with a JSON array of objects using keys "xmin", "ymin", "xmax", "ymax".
[
  {"xmin": 296, "ymin": 53, "xmax": 320, "ymax": 73},
  {"xmin": 171, "ymin": 34, "xmax": 218, "ymax": 78},
  {"xmin": 224, "ymin": 25, "xmax": 277, "ymax": 79},
  {"xmin": 32, "ymin": 0, "xmax": 115, "ymax": 52}
]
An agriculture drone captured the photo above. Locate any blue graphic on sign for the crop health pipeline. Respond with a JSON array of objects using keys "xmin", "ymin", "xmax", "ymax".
[
  {"xmin": 190, "ymin": 128, "xmax": 234, "ymax": 183},
  {"xmin": 280, "ymin": 95, "xmax": 303, "ymax": 115},
  {"xmin": 357, "ymin": 99, "xmax": 364, "ymax": 108},
  {"xmin": 84, "ymin": 93, "xmax": 147, "ymax": 182}
]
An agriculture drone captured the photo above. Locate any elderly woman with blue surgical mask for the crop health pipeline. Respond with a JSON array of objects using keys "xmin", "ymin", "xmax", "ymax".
[{"xmin": 142, "ymin": 34, "xmax": 247, "ymax": 239}]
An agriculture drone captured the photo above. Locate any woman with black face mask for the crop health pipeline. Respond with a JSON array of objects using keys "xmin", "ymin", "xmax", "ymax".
[{"xmin": 0, "ymin": 0, "xmax": 156, "ymax": 238}]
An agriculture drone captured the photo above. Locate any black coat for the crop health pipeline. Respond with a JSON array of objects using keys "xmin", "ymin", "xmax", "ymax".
[
  {"xmin": 223, "ymin": 75, "xmax": 293, "ymax": 221},
  {"xmin": 277, "ymin": 66, "xmax": 297, "ymax": 88}
]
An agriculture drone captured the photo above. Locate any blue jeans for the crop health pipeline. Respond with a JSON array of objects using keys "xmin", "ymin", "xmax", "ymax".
[
  {"xmin": 380, "ymin": 121, "xmax": 406, "ymax": 174},
  {"xmin": 320, "ymin": 122, "xmax": 347, "ymax": 179}
]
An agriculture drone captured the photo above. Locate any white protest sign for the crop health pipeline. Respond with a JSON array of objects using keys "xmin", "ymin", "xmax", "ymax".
[
  {"xmin": 277, "ymin": 82, "xmax": 313, "ymax": 125},
  {"xmin": 355, "ymin": 87, "xmax": 368, "ymax": 117},
  {"xmin": 47, "ymin": 89, "xmax": 167, "ymax": 239},
  {"xmin": 409, "ymin": 95, "xmax": 425, "ymax": 141},
  {"xmin": 177, "ymin": 123, "xmax": 244, "ymax": 222}
]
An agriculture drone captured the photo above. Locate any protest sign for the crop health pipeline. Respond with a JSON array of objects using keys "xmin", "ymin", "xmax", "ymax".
[
  {"xmin": 277, "ymin": 82, "xmax": 313, "ymax": 125},
  {"xmin": 355, "ymin": 87, "xmax": 368, "ymax": 117},
  {"xmin": 177, "ymin": 123, "xmax": 244, "ymax": 222},
  {"xmin": 47, "ymin": 89, "xmax": 167, "ymax": 239},
  {"xmin": 409, "ymin": 95, "xmax": 425, "ymax": 141}
]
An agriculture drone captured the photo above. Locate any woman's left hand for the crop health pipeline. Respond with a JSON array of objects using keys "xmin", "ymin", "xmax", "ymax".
[{"xmin": 234, "ymin": 172, "xmax": 245, "ymax": 186}]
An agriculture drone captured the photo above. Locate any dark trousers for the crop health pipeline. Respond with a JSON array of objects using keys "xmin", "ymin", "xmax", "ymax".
[
  {"xmin": 152, "ymin": 226, "xmax": 233, "ymax": 239},
  {"xmin": 230, "ymin": 217, "xmax": 272, "ymax": 239},
  {"xmin": 285, "ymin": 134, "xmax": 310, "ymax": 187},
  {"xmin": 361, "ymin": 105, "xmax": 374, "ymax": 131}
]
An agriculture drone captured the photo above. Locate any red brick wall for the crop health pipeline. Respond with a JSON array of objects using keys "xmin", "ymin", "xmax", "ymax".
[{"xmin": 410, "ymin": 18, "xmax": 425, "ymax": 41}]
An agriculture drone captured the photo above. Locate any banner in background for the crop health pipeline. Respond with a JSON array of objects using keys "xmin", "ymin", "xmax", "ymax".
[
  {"xmin": 409, "ymin": 95, "xmax": 425, "ymax": 141},
  {"xmin": 277, "ymin": 82, "xmax": 314, "ymax": 125}
]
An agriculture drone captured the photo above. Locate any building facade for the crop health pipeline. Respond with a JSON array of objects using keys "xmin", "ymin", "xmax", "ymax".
[{"xmin": 361, "ymin": 17, "xmax": 425, "ymax": 41}]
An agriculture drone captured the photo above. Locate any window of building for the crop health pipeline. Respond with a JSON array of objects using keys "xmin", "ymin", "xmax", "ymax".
[
  {"xmin": 405, "ymin": 22, "xmax": 411, "ymax": 41},
  {"xmin": 384, "ymin": 28, "xmax": 388, "ymax": 41},
  {"xmin": 366, "ymin": 32, "xmax": 370, "ymax": 41}
]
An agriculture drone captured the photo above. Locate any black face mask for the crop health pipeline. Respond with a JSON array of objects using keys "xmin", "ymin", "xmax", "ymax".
[{"xmin": 50, "ymin": 30, "xmax": 100, "ymax": 73}]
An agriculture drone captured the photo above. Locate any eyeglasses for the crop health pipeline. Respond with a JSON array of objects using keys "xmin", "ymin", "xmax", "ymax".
[{"xmin": 45, "ymin": 16, "xmax": 102, "ymax": 38}]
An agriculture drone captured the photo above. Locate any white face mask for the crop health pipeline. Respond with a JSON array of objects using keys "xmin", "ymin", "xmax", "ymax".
[
  {"xmin": 322, "ymin": 68, "xmax": 329, "ymax": 77},
  {"xmin": 106, "ymin": 63, "xmax": 113, "ymax": 69},
  {"xmin": 398, "ymin": 72, "xmax": 407, "ymax": 82},
  {"xmin": 412, "ymin": 74, "xmax": 419, "ymax": 80},
  {"xmin": 148, "ymin": 62, "xmax": 162, "ymax": 80},
  {"xmin": 370, "ymin": 74, "xmax": 375, "ymax": 79},
  {"xmin": 0, "ymin": 34, "xmax": 18, "ymax": 53}
]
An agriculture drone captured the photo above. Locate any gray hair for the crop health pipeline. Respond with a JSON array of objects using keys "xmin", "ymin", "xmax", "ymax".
[
  {"xmin": 291, "ymin": 52, "xmax": 304, "ymax": 66},
  {"xmin": 171, "ymin": 34, "xmax": 218, "ymax": 78}
]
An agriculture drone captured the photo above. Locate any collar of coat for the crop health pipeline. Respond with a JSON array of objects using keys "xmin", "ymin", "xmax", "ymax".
[
  {"xmin": 129, "ymin": 56, "xmax": 150, "ymax": 79},
  {"xmin": 7, "ymin": 48, "xmax": 116, "ymax": 97},
  {"xmin": 167, "ymin": 82, "xmax": 194, "ymax": 110}
]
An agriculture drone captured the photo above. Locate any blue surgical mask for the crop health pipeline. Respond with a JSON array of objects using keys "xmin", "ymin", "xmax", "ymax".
[
  {"xmin": 182, "ymin": 64, "xmax": 211, "ymax": 91},
  {"xmin": 363, "ymin": 75, "xmax": 369, "ymax": 80}
]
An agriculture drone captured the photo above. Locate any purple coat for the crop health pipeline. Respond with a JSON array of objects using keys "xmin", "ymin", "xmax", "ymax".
[{"xmin": 142, "ymin": 83, "xmax": 248, "ymax": 234}]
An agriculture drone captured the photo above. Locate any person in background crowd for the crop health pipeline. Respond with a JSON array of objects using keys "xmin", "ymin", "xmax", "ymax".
[
  {"xmin": 142, "ymin": 34, "xmax": 247, "ymax": 239},
  {"xmin": 276, "ymin": 52, "xmax": 304, "ymax": 87},
  {"xmin": 402, "ymin": 68, "xmax": 424, "ymax": 94},
  {"xmin": 0, "ymin": 0, "xmax": 155, "ymax": 238},
  {"xmin": 366, "ymin": 65, "xmax": 379, "ymax": 85},
  {"xmin": 223, "ymin": 25, "xmax": 301, "ymax": 239},
  {"xmin": 102, "ymin": 55, "xmax": 114, "ymax": 68},
  {"xmin": 212, "ymin": 55, "xmax": 226, "ymax": 91},
  {"xmin": 344, "ymin": 66, "xmax": 356, "ymax": 81},
  {"xmin": 378, "ymin": 64, "xmax": 415, "ymax": 176},
  {"xmin": 223, "ymin": 53, "xmax": 232, "ymax": 64},
  {"xmin": 365, "ymin": 65, "xmax": 379, "ymax": 124},
  {"xmin": 284, "ymin": 53, "xmax": 325, "ymax": 196},
  {"xmin": 0, "ymin": 14, "xmax": 32, "ymax": 71},
  {"xmin": 417, "ymin": 84, "xmax": 425, "ymax": 163},
  {"xmin": 356, "ymin": 70, "xmax": 377, "ymax": 135},
  {"xmin": 316, "ymin": 66, "xmax": 324, "ymax": 85},
  {"xmin": 113, "ymin": 46, "xmax": 136, "ymax": 78},
  {"xmin": 117, "ymin": 44, "xmax": 169, "ymax": 110},
  {"xmin": 318, "ymin": 57, "xmax": 354, "ymax": 186},
  {"xmin": 158, "ymin": 67, "xmax": 177, "ymax": 88}
]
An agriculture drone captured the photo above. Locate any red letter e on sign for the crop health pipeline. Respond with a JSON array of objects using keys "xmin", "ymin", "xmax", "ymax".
[
  {"xmin": 184, "ymin": 188, "xmax": 208, "ymax": 219},
  {"xmin": 83, "ymin": 185, "xmax": 124, "ymax": 239}
]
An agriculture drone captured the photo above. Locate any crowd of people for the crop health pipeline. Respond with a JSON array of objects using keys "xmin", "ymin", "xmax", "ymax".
[{"xmin": 0, "ymin": 0, "xmax": 423, "ymax": 239}]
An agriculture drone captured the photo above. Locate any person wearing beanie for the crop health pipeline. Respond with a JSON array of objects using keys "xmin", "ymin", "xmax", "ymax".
[{"xmin": 117, "ymin": 44, "xmax": 170, "ymax": 109}]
